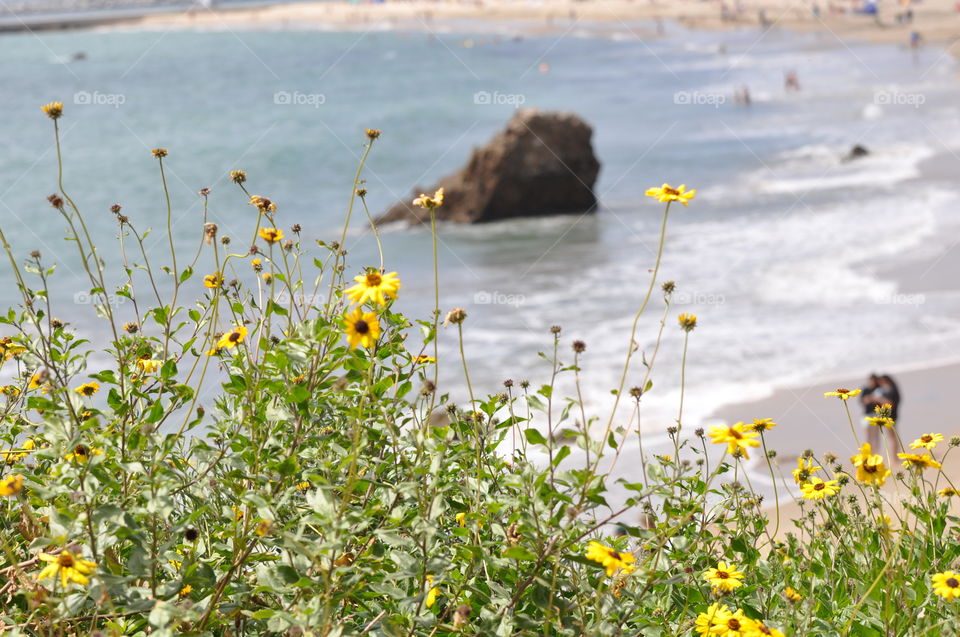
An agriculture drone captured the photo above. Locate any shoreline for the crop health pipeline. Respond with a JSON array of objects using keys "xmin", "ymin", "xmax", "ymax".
[{"xmin": 6, "ymin": 0, "xmax": 960, "ymax": 61}]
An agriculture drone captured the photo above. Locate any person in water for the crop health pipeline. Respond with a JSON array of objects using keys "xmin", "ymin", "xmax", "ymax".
[{"xmin": 860, "ymin": 373, "xmax": 901, "ymax": 454}]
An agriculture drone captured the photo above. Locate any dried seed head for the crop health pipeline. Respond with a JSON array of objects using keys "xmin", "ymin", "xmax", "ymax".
[
  {"xmin": 230, "ymin": 169, "xmax": 247, "ymax": 184},
  {"xmin": 572, "ymin": 340, "xmax": 586, "ymax": 353},
  {"xmin": 203, "ymin": 222, "xmax": 217, "ymax": 245},
  {"xmin": 47, "ymin": 194, "xmax": 64, "ymax": 209},
  {"xmin": 151, "ymin": 148, "xmax": 167, "ymax": 158},
  {"xmin": 365, "ymin": 128, "xmax": 381, "ymax": 140},
  {"xmin": 110, "ymin": 203, "xmax": 122, "ymax": 214},
  {"xmin": 199, "ymin": 187, "xmax": 211, "ymax": 197}
]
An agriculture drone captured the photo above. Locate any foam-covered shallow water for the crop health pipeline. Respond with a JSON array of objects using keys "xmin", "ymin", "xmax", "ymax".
[{"xmin": 1, "ymin": 22, "xmax": 959, "ymax": 463}]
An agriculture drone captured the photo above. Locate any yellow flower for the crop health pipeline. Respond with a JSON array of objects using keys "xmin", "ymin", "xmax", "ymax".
[
  {"xmin": 784, "ymin": 586, "xmax": 802, "ymax": 603},
  {"xmin": 0, "ymin": 473, "xmax": 24, "ymax": 496},
  {"xmin": 1, "ymin": 385, "xmax": 21, "ymax": 397},
  {"xmin": 910, "ymin": 433, "xmax": 943, "ymax": 450},
  {"xmin": 41, "ymin": 102, "xmax": 64, "ymax": 119},
  {"xmin": 179, "ymin": 584, "xmax": 192, "ymax": 597},
  {"xmin": 677, "ymin": 313, "xmax": 697, "ymax": 332},
  {"xmin": 455, "ymin": 512, "xmax": 466, "ymax": 527},
  {"xmin": 824, "ymin": 388, "xmax": 861, "ymax": 400},
  {"xmin": 344, "ymin": 307, "xmax": 381, "ymax": 350},
  {"xmin": 412, "ymin": 187, "xmax": 444, "ymax": 210},
  {"xmin": 217, "ymin": 325, "xmax": 249, "ymax": 350},
  {"xmin": 695, "ymin": 603, "xmax": 731, "ymax": 635},
  {"xmin": 0, "ymin": 338, "xmax": 26, "ymax": 360},
  {"xmin": 255, "ymin": 519, "xmax": 272, "ymax": 537},
  {"xmin": 151, "ymin": 148, "xmax": 168, "ymax": 158},
  {"xmin": 850, "ymin": 443, "xmax": 890, "ymax": 487},
  {"xmin": 708, "ymin": 423, "xmax": 760, "ymax": 459},
  {"xmin": 584, "ymin": 540, "xmax": 636, "ymax": 576},
  {"xmin": 703, "ymin": 561, "xmax": 744, "ymax": 592},
  {"xmin": 296, "ymin": 481, "xmax": 311, "ymax": 492},
  {"xmin": 744, "ymin": 621, "xmax": 785, "ymax": 637},
  {"xmin": 792, "ymin": 456, "xmax": 821, "ymax": 484},
  {"xmin": 1, "ymin": 447, "xmax": 27, "ymax": 465},
  {"xmin": 933, "ymin": 571, "xmax": 960, "ymax": 601},
  {"xmin": 938, "ymin": 487, "xmax": 960, "ymax": 497},
  {"xmin": 425, "ymin": 575, "xmax": 440, "ymax": 608},
  {"xmin": 251, "ymin": 258, "xmax": 263, "ymax": 271},
  {"xmin": 800, "ymin": 477, "xmax": 839, "ymax": 500},
  {"xmin": 712, "ymin": 608, "xmax": 754, "ymax": 636},
  {"xmin": 232, "ymin": 506, "xmax": 245, "ymax": 521},
  {"xmin": 413, "ymin": 354, "xmax": 436, "ymax": 365},
  {"xmin": 865, "ymin": 416, "xmax": 895, "ymax": 428},
  {"xmin": 898, "ymin": 452, "xmax": 942, "ymax": 470},
  {"xmin": 37, "ymin": 550, "xmax": 97, "ymax": 588},
  {"xmin": 645, "ymin": 183, "xmax": 696, "ymax": 206},
  {"xmin": 65, "ymin": 444, "xmax": 103, "ymax": 464},
  {"xmin": 136, "ymin": 359, "xmax": 163, "ymax": 374},
  {"xmin": 345, "ymin": 270, "xmax": 401, "ymax": 306},
  {"xmin": 75, "ymin": 382, "xmax": 100, "ymax": 397},
  {"xmin": 258, "ymin": 227, "xmax": 284, "ymax": 243},
  {"xmin": 751, "ymin": 418, "xmax": 777, "ymax": 432},
  {"xmin": 28, "ymin": 371, "xmax": 50, "ymax": 392},
  {"xmin": 203, "ymin": 272, "xmax": 224, "ymax": 288}
]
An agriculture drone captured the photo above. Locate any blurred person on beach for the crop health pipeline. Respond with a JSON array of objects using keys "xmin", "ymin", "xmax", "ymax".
[{"xmin": 861, "ymin": 373, "xmax": 901, "ymax": 453}]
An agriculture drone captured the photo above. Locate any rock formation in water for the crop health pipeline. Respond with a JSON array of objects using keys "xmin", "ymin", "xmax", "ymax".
[{"xmin": 379, "ymin": 109, "xmax": 600, "ymax": 225}]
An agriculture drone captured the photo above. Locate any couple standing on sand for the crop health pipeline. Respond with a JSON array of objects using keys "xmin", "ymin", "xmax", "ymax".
[{"xmin": 861, "ymin": 373, "xmax": 901, "ymax": 453}]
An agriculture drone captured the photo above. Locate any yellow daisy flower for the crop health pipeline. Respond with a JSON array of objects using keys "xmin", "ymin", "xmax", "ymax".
[
  {"xmin": 677, "ymin": 313, "xmax": 697, "ymax": 331},
  {"xmin": 708, "ymin": 423, "xmax": 760, "ymax": 459},
  {"xmin": 800, "ymin": 477, "xmax": 840, "ymax": 500},
  {"xmin": 712, "ymin": 608, "xmax": 754, "ymax": 636},
  {"xmin": 258, "ymin": 227, "xmax": 284, "ymax": 244},
  {"xmin": 703, "ymin": 561, "xmax": 745, "ymax": 592},
  {"xmin": 413, "ymin": 354, "xmax": 436, "ymax": 365},
  {"xmin": 344, "ymin": 307, "xmax": 381, "ymax": 350},
  {"xmin": 65, "ymin": 444, "xmax": 103, "ymax": 463},
  {"xmin": 865, "ymin": 416, "xmax": 895, "ymax": 428},
  {"xmin": 751, "ymin": 418, "xmax": 777, "ymax": 432},
  {"xmin": 850, "ymin": 443, "xmax": 890, "ymax": 487},
  {"xmin": 136, "ymin": 359, "xmax": 163, "ymax": 374},
  {"xmin": 455, "ymin": 512, "xmax": 466, "ymax": 527},
  {"xmin": 645, "ymin": 183, "xmax": 696, "ymax": 206},
  {"xmin": 744, "ymin": 621, "xmax": 785, "ymax": 637},
  {"xmin": 824, "ymin": 388, "xmax": 861, "ymax": 400},
  {"xmin": 584, "ymin": 540, "xmax": 636, "ymax": 577},
  {"xmin": 898, "ymin": 452, "xmax": 942, "ymax": 470},
  {"xmin": 249, "ymin": 195, "xmax": 277, "ymax": 213},
  {"xmin": 695, "ymin": 603, "xmax": 731, "ymax": 635},
  {"xmin": 938, "ymin": 487, "xmax": 960, "ymax": 497},
  {"xmin": 41, "ymin": 101, "xmax": 64, "ymax": 120},
  {"xmin": 75, "ymin": 382, "xmax": 100, "ymax": 397},
  {"xmin": 792, "ymin": 456, "xmax": 821, "ymax": 484},
  {"xmin": 203, "ymin": 272, "xmax": 224, "ymax": 288},
  {"xmin": 784, "ymin": 586, "xmax": 803, "ymax": 603},
  {"xmin": 0, "ymin": 473, "xmax": 24, "ymax": 496},
  {"xmin": 425, "ymin": 574, "xmax": 440, "ymax": 608},
  {"xmin": 217, "ymin": 325, "xmax": 249, "ymax": 350},
  {"xmin": 412, "ymin": 187, "xmax": 444, "ymax": 210},
  {"xmin": 295, "ymin": 481, "xmax": 311, "ymax": 492},
  {"xmin": 179, "ymin": 584, "xmax": 192, "ymax": 597},
  {"xmin": 37, "ymin": 550, "xmax": 97, "ymax": 588},
  {"xmin": 910, "ymin": 433, "xmax": 943, "ymax": 450},
  {"xmin": 345, "ymin": 270, "xmax": 401, "ymax": 306},
  {"xmin": 932, "ymin": 571, "xmax": 960, "ymax": 601}
]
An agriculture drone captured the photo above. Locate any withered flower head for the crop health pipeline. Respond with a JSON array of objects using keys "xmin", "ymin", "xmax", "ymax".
[
  {"xmin": 365, "ymin": 128, "xmax": 381, "ymax": 140},
  {"xmin": 123, "ymin": 321, "xmax": 139, "ymax": 334},
  {"xmin": 41, "ymin": 101, "xmax": 63, "ymax": 120},
  {"xmin": 199, "ymin": 187, "xmax": 211, "ymax": 197},
  {"xmin": 572, "ymin": 340, "xmax": 586, "ymax": 353},
  {"xmin": 230, "ymin": 169, "xmax": 247, "ymax": 184},
  {"xmin": 151, "ymin": 148, "xmax": 168, "ymax": 158},
  {"xmin": 47, "ymin": 194, "xmax": 64, "ymax": 209},
  {"xmin": 444, "ymin": 308, "xmax": 467, "ymax": 326},
  {"xmin": 203, "ymin": 222, "xmax": 218, "ymax": 245},
  {"xmin": 110, "ymin": 203, "xmax": 122, "ymax": 214}
]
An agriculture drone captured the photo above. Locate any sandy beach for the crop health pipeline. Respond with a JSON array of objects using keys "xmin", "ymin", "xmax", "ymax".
[{"xmin": 116, "ymin": 0, "xmax": 960, "ymax": 53}]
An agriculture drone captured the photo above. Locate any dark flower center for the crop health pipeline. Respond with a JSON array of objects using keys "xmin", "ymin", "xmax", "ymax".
[
  {"xmin": 948, "ymin": 578, "xmax": 959, "ymax": 588},
  {"xmin": 922, "ymin": 435, "xmax": 932, "ymax": 442},
  {"xmin": 814, "ymin": 483, "xmax": 825, "ymax": 491},
  {"xmin": 606, "ymin": 549, "xmax": 621, "ymax": 560},
  {"xmin": 716, "ymin": 571, "xmax": 729, "ymax": 579},
  {"xmin": 730, "ymin": 429, "xmax": 742, "ymax": 439},
  {"xmin": 75, "ymin": 445, "xmax": 88, "ymax": 456},
  {"xmin": 365, "ymin": 273, "xmax": 382, "ymax": 287},
  {"xmin": 58, "ymin": 553, "xmax": 75, "ymax": 567},
  {"xmin": 728, "ymin": 619, "xmax": 740, "ymax": 630},
  {"xmin": 229, "ymin": 332, "xmax": 241, "ymax": 343},
  {"xmin": 354, "ymin": 320, "xmax": 369, "ymax": 335}
]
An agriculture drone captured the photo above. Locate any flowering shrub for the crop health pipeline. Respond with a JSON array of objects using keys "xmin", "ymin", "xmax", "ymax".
[{"xmin": 0, "ymin": 104, "xmax": 959, "ymax": 635}]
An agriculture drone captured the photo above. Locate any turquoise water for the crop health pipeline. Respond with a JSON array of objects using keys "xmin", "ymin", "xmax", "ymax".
[{"xmin": 2, "ymin": 22, "xmax": 960, "ymax": 446}]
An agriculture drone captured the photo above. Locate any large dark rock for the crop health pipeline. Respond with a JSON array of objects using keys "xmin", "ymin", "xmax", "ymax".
[{"xmin": 379, "ymin": 109, "xmax": 600, "ymax": 225}]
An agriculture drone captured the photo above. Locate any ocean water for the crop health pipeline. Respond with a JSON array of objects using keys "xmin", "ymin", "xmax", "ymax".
[{"xmin": 1, "ymin": 20, "xmax": 960, "ymax": 460}]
